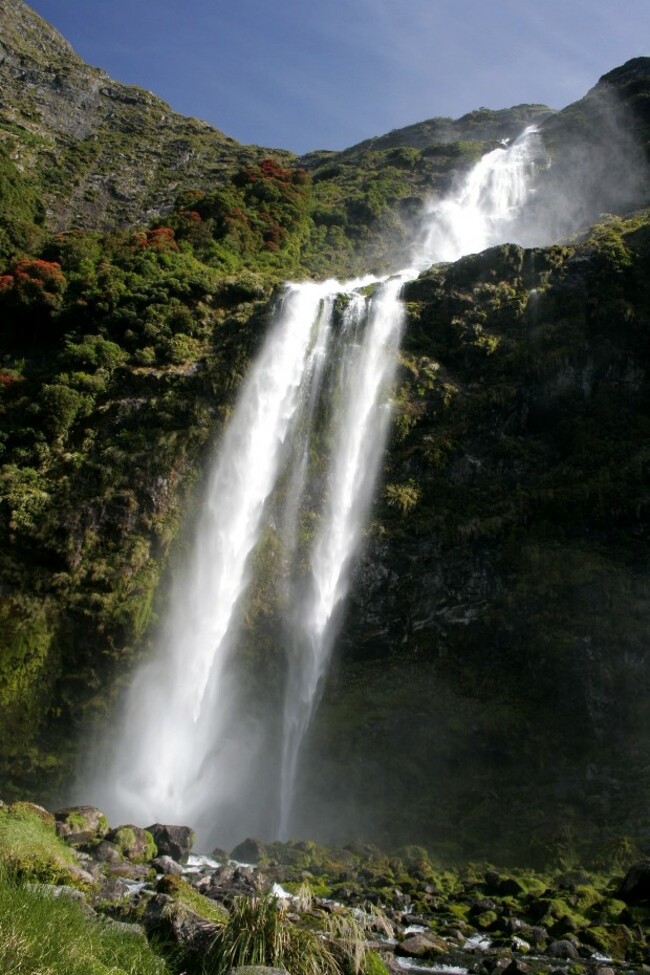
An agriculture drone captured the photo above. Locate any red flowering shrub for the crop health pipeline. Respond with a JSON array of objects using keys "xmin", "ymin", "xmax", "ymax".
[
  {"xmin": 132, "ymin": 226, "xmax": 178, "ymax": 251},
  {"xmin": 0, "ymin": 258, "xmax": 66, "ymax": 307}
]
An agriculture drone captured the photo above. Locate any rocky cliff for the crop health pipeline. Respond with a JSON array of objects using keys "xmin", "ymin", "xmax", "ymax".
[{"xmin": 1, "ymin": 0, "xmax": 650, "ymax": 865}]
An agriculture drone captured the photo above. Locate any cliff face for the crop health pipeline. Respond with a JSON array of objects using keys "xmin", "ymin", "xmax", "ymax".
[
  {"xmin": 295, "ymin": 217, "xmax": 650, "ymax": 862},
  {"xmin": 1, "ymin": 1, "xmax": 650, "ymax": 864}
]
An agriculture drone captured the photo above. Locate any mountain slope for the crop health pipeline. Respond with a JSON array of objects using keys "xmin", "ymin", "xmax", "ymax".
[{"xmin": 0, "ymin": 0, "xmax": 293, "ymax": 231}]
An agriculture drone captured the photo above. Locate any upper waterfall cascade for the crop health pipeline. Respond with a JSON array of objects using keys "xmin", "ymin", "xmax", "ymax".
[{"xmin": 92, "ymin": 127, "xmax": 550, "ymax": 845}]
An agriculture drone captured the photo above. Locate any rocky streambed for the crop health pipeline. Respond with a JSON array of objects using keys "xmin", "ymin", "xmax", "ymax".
[{"xmin": 1, "ymin": 800, "xmax": 649, "ymax": 975}]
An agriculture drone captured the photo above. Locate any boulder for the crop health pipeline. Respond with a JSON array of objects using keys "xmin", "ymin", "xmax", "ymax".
[
  {"xmin": 230, "ymin": 838, "xmax": 267, "ymax": 864},
  {"xmin": 106, "ymin": 861, "xmax": 150, "ymax": 881},
  {"xmin": 618, "ymin": 860, "xmax": 650, "ymax": 904},
  {"xmin": 147, "ymin": 823, "xmax": 195, "ymax": 864},
  {"xmin": 54, "ymin": 805, "xmax": 109, "ymax": 838},
  {"xmin": 143, "ymin": 893, "xmax": 220, "ymax": 954},
  {"xmin": 395, "ymin": 932, "xmax": 447, "ymax": 958},
  {"xmin": 92, "ymin": 876, "xmax": 131, "ymax": 903},
  {"xmin": 153, "ymin": 854, "xmax": 184, "ymax": 876},
  {"xmin": 547, "ymin": 939, "xmax": 580, "ymax": 959},
  {"xmin": 105, "ymin": 824, "xmax": 156, "ymax": 862},
  {"xmin": 89, "ymin": 840, "xmax": 122, "ymax": 863}
]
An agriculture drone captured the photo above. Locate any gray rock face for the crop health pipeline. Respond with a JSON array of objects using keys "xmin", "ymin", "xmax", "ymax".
[{"xmin": 54, "ymin": 805, "xmax": 109, "ymax": 838}]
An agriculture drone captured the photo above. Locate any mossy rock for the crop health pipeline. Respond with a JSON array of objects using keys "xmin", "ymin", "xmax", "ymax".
[
  {"xmin": 156, "ymin": 874, "xmax": 228, "ymax": 924},
  {"xmin": 581, "ymin": 923, "xmax": 635, "ymax": 959},
  {"xmin": 55, "ymin": 805, "xmax": 110, "ymax": 838},
  {"xmin": 105, "ymin": 825, "xmax": 156, "ymax": 863}
]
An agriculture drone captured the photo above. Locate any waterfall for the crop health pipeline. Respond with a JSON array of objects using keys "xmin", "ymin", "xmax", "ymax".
[{"xmin": 92, "ymin": 126, "xmax": 547, "ymax": 844}]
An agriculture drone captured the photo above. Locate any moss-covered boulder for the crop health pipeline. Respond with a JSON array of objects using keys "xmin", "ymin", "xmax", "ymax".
[
  {"xmin": 55, "ymin": 805, "xmax": 110, "ymax": 839},
  {"xmin": 105, "ymin": 824, "xmax": 157, "ymax": 863}
]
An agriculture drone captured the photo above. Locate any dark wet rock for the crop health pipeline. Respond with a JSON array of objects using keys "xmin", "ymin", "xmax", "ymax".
[
  {"xmin": 147, "ymin": 823, "xmax": 195, "ymax": 864},
  {"xmin": 547, "ymin": 939, "xmax": 580, "ymax": 959},
  {"xmin": 501, "ymin": 960, "xmax": 532, "ymax": 975},
  {"xmin": 143, "ymin": 893, "xmax": 220, "ymax": 954},
  {"xmin": 484, "ymin": 871, "xmax": 525, "ymax": 897},
  {"xmin": 402, "ymin": 913, "xmax": 430, "ymax": 925},
  {"xmin": 618, "ymin": 860, "xmax": 650, "ymax": 904},
  {"xmin": 504, "ymin": 918, "xmax": 530, "ymax": 933},
  {"xmin": 54, "ymin": 805, "xmax": 109, "ymax": 838},
  {"xmin": 470, "ymin": 898, "xmax": 498, "ymax": 914},
  {"xmin": 204, "ymin": 863, "xmax": 262, "ymax": 903},
  {"xmin": 89, "ymin": 840, "xmax": 123, "ymax": 863},
  {"xmin": 230, "ymin": 838, "xmax": 267, "ymax": 864},
  {"xmin": 153, "ymin": 854, "xmax": 184, "ymax": 876},
  {"xmin": 395, "ymin": 932, "xmax": 447, "ymax": 958},
  {"xmin": 211, "ymin": 847, "xmax": 229, "ymax": 863}
]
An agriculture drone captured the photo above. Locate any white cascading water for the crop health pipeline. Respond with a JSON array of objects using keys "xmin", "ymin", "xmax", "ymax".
[{"xmin": 93, "ymin": 126, "xmax": 548, "ymax": 843}]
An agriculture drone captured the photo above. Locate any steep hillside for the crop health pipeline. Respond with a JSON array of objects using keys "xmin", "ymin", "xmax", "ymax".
[{"xmin": 0, "ymin": 0, "xmax": 292, "ymax": 232}]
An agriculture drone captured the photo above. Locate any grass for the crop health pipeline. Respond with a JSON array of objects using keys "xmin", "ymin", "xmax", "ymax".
[
  {"xmin": 206, "ymin": 891, "xmax": 350, "ymax": 975},
  {"xmin": 0, "ymin": 803, "xmax": 79, "ymax": 884},
  {"xmin": 0, "ymin": 867, "xmax": 171, "ymax": 975}
]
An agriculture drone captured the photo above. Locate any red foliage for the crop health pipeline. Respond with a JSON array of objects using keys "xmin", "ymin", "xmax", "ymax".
[
  {"xmin": 0, "ymin": 259, "xmax": 66, "ymax": 301},
  {"xmin": 259, "ymin": 158, "xmax": 294, "ymax": 182},
  {"xmin": 226, "ymin": 207, "xmax": 249, "ymax": 226},
  {"xmin": 133, "ymin": 226, "xmax": 179, "ymax": 251},
  {"xmin": 0, "ymin": 373, "xmax": 18, "ymax": 386},
  {"xmin": 232, "ymin": 157, "xmax": 304, "ymax": 188}
]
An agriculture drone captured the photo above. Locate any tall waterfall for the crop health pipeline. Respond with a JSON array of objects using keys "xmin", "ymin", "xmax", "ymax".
[{"xmin": 92, "ymin": 127, "xmax": 548, "ymax": 844}]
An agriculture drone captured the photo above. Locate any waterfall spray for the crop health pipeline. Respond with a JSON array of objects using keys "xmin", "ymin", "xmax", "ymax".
[{"xmin": 91, "ymin": 127, "xmax": 547, "ymax": 844}]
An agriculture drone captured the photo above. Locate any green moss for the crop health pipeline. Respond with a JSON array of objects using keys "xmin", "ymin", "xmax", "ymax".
[{"xmin": 156, "ymin": 875, "xmax": 228, "ymax": 923}]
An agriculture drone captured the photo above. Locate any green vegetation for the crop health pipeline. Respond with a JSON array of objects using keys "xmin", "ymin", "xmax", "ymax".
[
  {"xmin": 0, "ymin": 802, "xmax": 79, "ymax": 883},
  {"xmin": 1, "ymin": 0, "xmax": 650, "ymax": 872},
  {"xmin": 0, "ymin": 866, "xmax": 170, "ymax": 975}
]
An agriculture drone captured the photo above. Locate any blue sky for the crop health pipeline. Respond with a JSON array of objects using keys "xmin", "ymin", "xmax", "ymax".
[{"xmin": 26, "ymin": 0, "xmax": 649, "ymax": 154}]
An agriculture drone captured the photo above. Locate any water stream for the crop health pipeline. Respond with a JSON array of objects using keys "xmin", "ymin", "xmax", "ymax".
[{"xmin": 93, "ymin": 127, "xmax": 548, "ymax": 843}]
